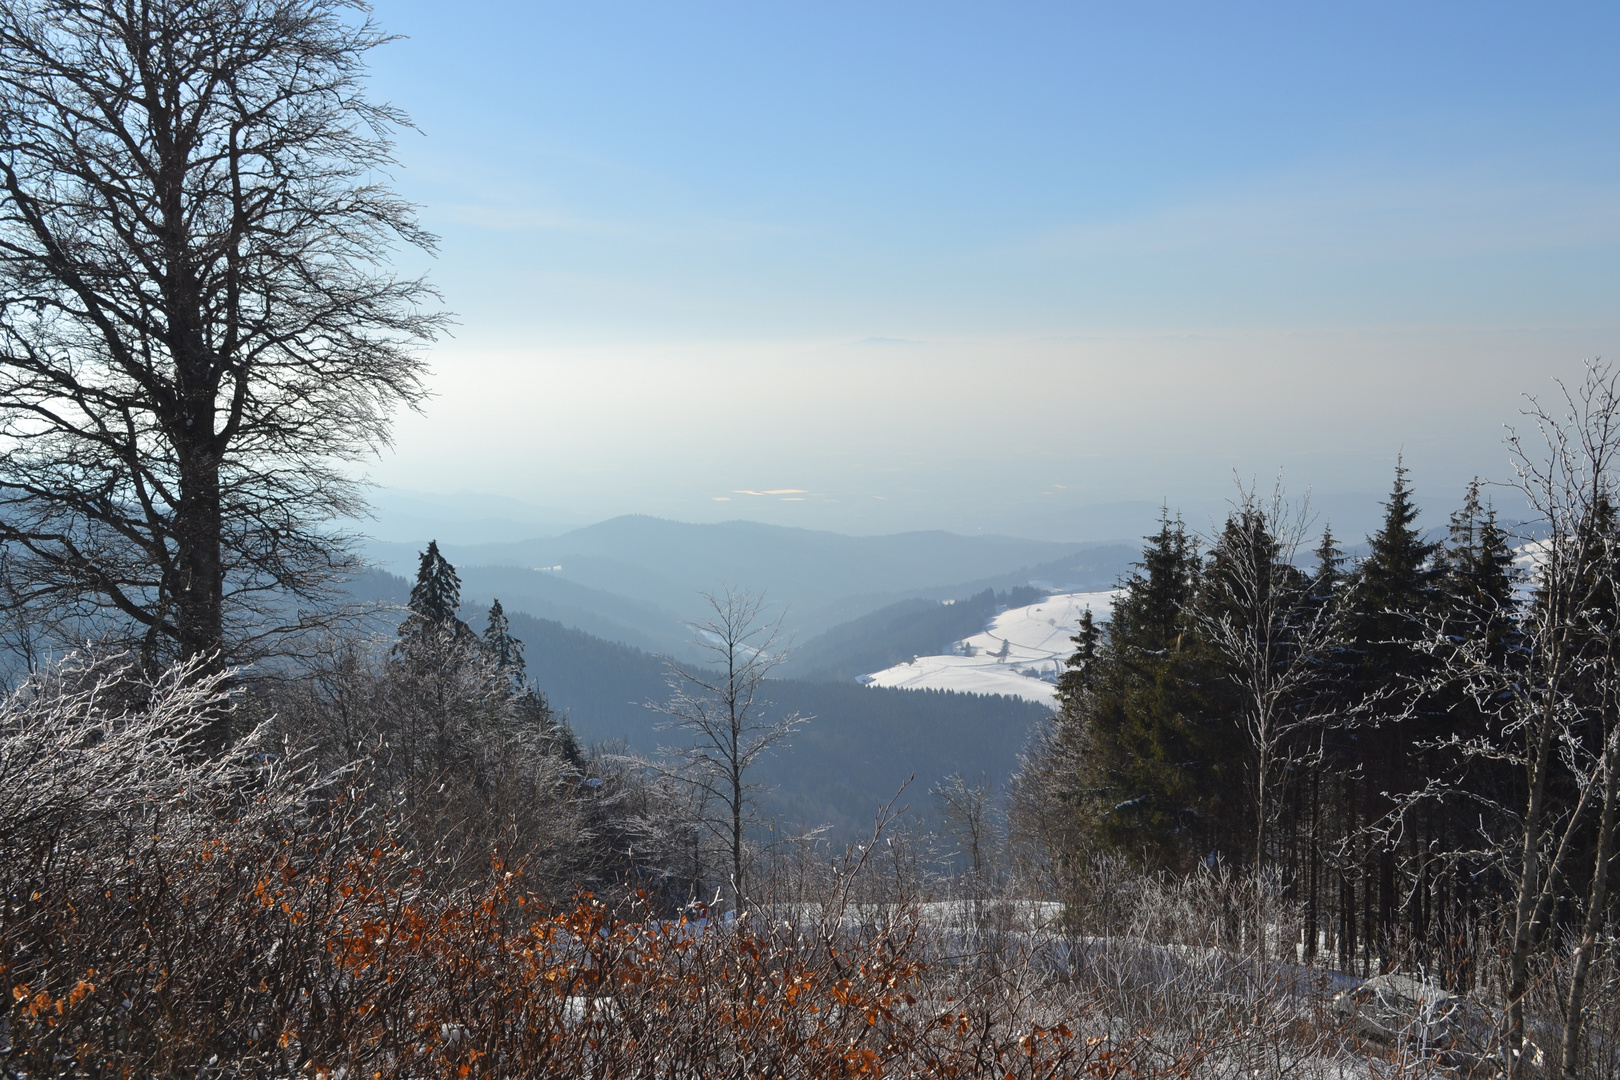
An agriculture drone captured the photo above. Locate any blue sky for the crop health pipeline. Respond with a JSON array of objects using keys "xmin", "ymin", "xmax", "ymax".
[{"xmin": 362, "ymin": 1, "xmax": 1620, "ymax": 540}]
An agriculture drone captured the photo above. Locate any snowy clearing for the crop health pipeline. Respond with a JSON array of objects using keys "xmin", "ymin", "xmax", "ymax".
[{"xmin": 862, "ymin": 590, "xmax": 1118, "ymax": 704}]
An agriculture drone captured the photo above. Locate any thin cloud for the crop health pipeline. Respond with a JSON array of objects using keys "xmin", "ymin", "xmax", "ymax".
[
  {"xmin": 1029, "ymin": 155, "xmax": 1620, "ymax": 265},
  {"xmin": 439, "ymin": 202, "xmax": 804, "ymax": 245}
]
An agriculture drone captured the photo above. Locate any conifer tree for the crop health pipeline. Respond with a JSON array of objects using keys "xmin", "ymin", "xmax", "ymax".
[
  {"xmin": 1114, "ymin": 508, "xmax": 1200, "ymax": 652},
  {"xmin": 1313, "ymin": 526, "xmax": 1346, "ymax": 595},
  {"xmin": 1291, "ymin": 524, "xmax": 1349, "ymax": 963},
  {"xmin": 407, "ymin": 541, "xmax": 464, "ymax": 629},
  {"xmin": 1346, "ymin": 462, "xmax": 1441, "ymax": 959},
  {"xmin": 484, "ymin": 599, "xmax": 526, "ymax": 681},
  {"xmin": 1351, "ymin": 462, "xmax": 1440, "ymax": 671},
  {"xmin": 1076, "ymin": 509, "xmax": 1232, "ymax": 866},
  {"xmin": 479, "ymin": 597, "xmax": 576, "ymax": 759},
  {"xmin": 1440, "ymin": 479, "xmax": 1519, "ymax": 660},
  {"xmin": 387, "ymin": 543, "xmax": 584, "ymax": 816},
  {"xmin": 1055, "ymin": 608, "xmax": 1101, "ymax": 721},
  {"xmin": 1396, "ymin": 479, "xmax": 1523, "ymax": 979},
  {"xmin": 1033, "ymin": 606, "xmax": 1106, "ymax": 866}
]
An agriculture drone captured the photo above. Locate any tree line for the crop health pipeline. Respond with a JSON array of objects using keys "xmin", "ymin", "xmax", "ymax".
[{"xmin": 1016, "ymin": 368, "xmax": 1620, "ymax": 1075}]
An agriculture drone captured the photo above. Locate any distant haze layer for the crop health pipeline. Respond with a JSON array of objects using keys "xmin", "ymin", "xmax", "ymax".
[
  {"xmin": 370, "ymin": 327, "xmax": 1561, "ymax": 543},
  {"xmin": 357, "ymin": 2, "xmax": 1613, "ymax": 538}
]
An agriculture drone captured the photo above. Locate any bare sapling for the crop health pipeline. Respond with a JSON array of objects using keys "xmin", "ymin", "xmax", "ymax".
[{"xmin": 651, "ymin": 587, "xmax": 807, "ymax": 912}]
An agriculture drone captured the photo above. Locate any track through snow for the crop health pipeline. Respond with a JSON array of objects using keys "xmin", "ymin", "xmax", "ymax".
[{"xmin": 861, "ymin": 591, "xmax": 1118, "ymax": 704}]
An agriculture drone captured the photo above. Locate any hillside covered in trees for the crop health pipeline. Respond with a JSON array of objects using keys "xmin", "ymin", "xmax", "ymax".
[{"xmin": 355, "ymin": 565, "xmax": 1051, "ymax": 837}]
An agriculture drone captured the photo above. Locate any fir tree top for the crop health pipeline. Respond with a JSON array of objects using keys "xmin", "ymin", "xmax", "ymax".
[
  {"xmin": 1314, "ymin": 525, "xmax": 1345, "ymax": 588},
  {"xmin": 1347, "ymin": 461, "xmax": 1442, "ymax": 685},
  {"xmin": 1443, "ymin": 480, "xmax": 1514, "ymax": 599},
  {"xmin": 1055, "ymin": 606, "xmax": 1101, "ymax": 719},
  {"xmin": 1113, "ymin": 507, "xmax": 1199, "ymax": 653},
  {"xmin": 408, "ymin": 540, "xmax": 462, "ymax": 626},
  {"xmin": 1439, "ymin": 478, "xmax": 1518, "ymax": 657},
  {"xmin": 1359, "ymin": 459, "xmax": 1439, "ymax": 606},
  {"xmin": 484, "ymin": 599, "xmax": 527, "ymax": 681}
]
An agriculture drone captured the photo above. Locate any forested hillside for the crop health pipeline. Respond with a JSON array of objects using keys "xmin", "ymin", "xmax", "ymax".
[
  {"xmin": 517, "ymin": 604, "xmax": 1049, "ymax": 836},
  {"xmin": 356, "ymin": 568, "xmax": 1049, "ymax": 836}
]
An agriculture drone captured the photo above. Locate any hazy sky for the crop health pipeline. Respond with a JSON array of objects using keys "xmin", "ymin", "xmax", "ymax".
[{"xmin": 360, "ymin": 1, "xmax": 1620, "ymax": 540}]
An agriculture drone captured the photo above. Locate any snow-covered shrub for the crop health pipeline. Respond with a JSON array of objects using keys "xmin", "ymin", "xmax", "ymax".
[
  {"xmin": 0, "ymin": 651, "xmax": 1462, "ymax": 1078},
  {"xmin": 265, "ymin": 632, "xmax": 690, "ymax": 902}
]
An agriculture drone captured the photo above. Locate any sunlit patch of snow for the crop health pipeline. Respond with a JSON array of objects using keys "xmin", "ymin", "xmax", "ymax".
[{"xmin": 861, "ymin": 590, "xmax": 1118, "ymax": 704}]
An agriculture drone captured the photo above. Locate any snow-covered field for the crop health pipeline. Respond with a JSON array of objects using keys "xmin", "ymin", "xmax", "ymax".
[{"xmin": 861, "ymin": 590, "xmax": 1118, "ymax": 704}]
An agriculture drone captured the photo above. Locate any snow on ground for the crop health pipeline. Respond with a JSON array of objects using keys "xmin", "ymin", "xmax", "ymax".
[{"xmin": 861, "ymin": 591, "xmax": 1118, "ymax": 704}]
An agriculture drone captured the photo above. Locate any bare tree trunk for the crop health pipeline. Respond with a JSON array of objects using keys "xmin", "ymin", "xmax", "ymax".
[
  {"xmin": 1305, "ymin": 765, "xmax": 1320, "ymax": 964},
  {"xmin": 1255, "ymin": 734, "xmax": 1269, "ymax": 872},
  {"xmin": 174, "ymin": 423, "xmax": 228, "ymax": 749},
  {"xmin": 732, "ymin": 699, "xmax": 744, "ymax": 911},
  {"xmin": 1506, "ymin": 688, "xmax": 1561, "ymax": 1076},
  {"xmin": 1560, "ymin": 722, "xmax": 1620, "ymax": 1079},
  {"xmin": 652, "ymin": 588, "xmax": 806, "ymax": 918}
]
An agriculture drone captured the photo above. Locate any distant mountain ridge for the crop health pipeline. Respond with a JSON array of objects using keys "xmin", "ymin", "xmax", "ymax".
[
  {"xmin": 365, "ymin": 517, "xmax": 1133, "ymax": 657},
  {"xmin": 360, "ymin": 489, "xmax": 579, "ymax": 545},
  {"xmin": 373, "ymin": 515, "xmax": 1084, "ymax": 601}
]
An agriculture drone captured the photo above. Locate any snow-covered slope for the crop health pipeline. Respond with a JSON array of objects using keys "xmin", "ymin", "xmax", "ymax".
[{"xmin": 861, "ymin": 590, "xmax": 1117, "ymax": 704}]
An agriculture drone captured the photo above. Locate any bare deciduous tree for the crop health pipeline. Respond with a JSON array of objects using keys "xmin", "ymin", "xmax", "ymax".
[
  {"xmin": 1400, "ymin": 363, "xmax": 1620, "ymax": 1078},
  {"xmin": 933, "ymin": 772, "xmax": 999, "ymax": 880},
  {"xmin": 0, "ymin": 0, "xmax": 442, "ymax": 698},
  {"xmin": 1499, "ymin": 366, "xmax": 1620, "ymax": 1080},
  {"xmin": 653, "ymin": 588, "xmax": 806, "ymax": 911}
]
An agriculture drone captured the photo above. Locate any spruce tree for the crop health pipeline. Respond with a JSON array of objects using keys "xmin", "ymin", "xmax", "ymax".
[
  {"xmin": 1055, "ymin": 607, "xmax": 1101, "ymax": 721},
  {"xmin": 391, "ymin": 544, "xmax": 582, "ymax": 790},
  {"xmin": 1345, "ymin": 462, "xmax": 1441, "ymax": 961},
  {"xmin": 1347, "ymin": 463, "xmax": 1441, "ymax": 709},
  {"xmin": 479, "ymin": 597, "xmax": 575, "ymax": 758},
  {"xmin": 1352, "ymin": 462, "xmax": 1439, "ymax": 657},
  {"xmin": 399, "ymin": 540, "xmax": 477, "ymax": 655},
  {"xmin": 1297, "ymin": 524, "xmax": 1349, "ymax": 963},
  {"xmin": 1113, "ymin": 507, "xmax": 1200, "ymax": 652},
  {"xmin": 408, "ymin": 540, "xmax": 463, "ymax": 627},
  {"xmin": 1440, "ymin": 479, "xmax": 1518, "ymax": 660},
  {"xmin": 1077, "ymin": 509, "xmax": 1234, "ymax": 867},
  {"xmin": 1313, "ymin": 525, "xmax": 1346, "ymax": 596},
  {"xmin": 1303, "ymin": 524, "xmax": 1356, "ymax": 717},
  {"xmin": 1419, "ymin": 479, "xmax": 1524, "ymax": 972},
  {"xmin": 484, "ymin": 599, "xmax": 526, "ymax": 681}
]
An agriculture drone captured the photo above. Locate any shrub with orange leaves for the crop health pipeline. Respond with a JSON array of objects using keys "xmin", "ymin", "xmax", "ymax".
[
  {"xmin": 0, "ymin": 651, "xmax": 1368, "ymax": 1079},
  {"xmin": 6, "ymin": 833, "xmax": 1206, "ymax": 1078}
]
